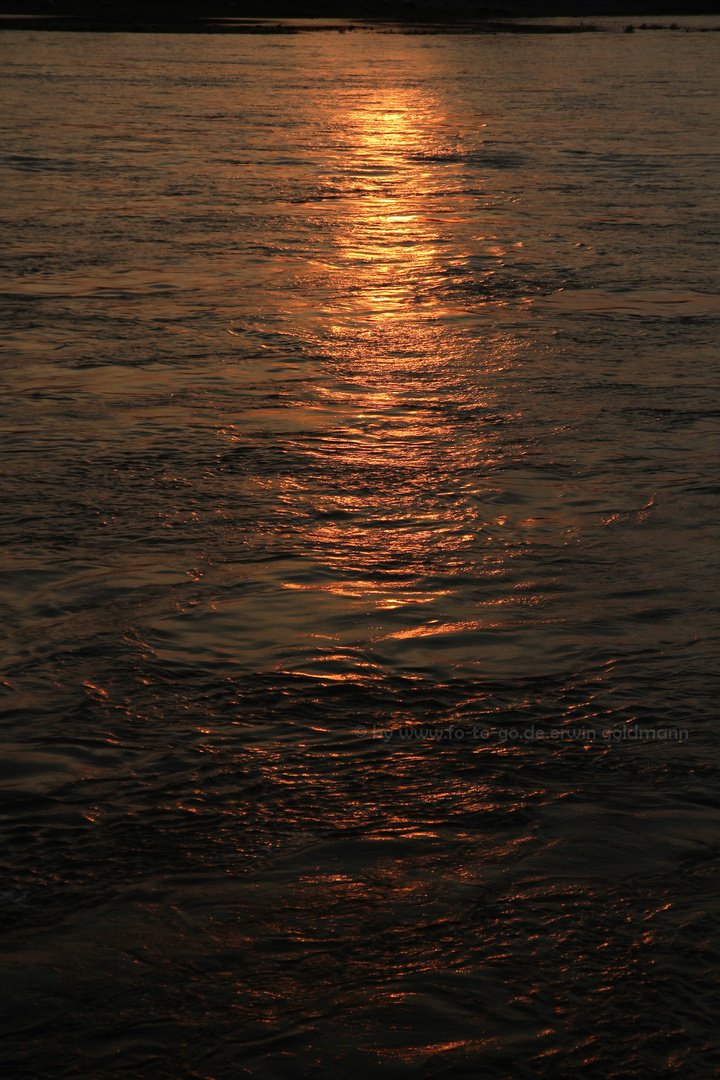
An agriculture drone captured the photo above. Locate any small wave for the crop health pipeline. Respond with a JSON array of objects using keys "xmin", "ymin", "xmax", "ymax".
[{"xmin": 538, "ymin": 289, "xmax": 720, "ymax": 318}]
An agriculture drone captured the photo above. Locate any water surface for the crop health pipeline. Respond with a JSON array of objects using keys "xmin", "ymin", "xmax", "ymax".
[{"xmin": 1, "ymin": 27, "xmax": 719, "ymax": 1079}]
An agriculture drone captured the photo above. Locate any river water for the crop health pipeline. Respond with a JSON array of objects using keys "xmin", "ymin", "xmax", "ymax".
[{"xmin": 1, "ymin": 24, "xmax": 719, "ymax": 1079}]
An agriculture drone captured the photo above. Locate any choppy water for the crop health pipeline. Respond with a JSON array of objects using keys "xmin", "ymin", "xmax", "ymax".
[{"xmin": 1, "ymin": 25, "xmax": 719, "ymax": 1079}]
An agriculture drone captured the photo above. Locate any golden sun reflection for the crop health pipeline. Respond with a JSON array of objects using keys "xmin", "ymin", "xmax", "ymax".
[
  {"xmin": 273, "ymin": 83, "xmax": 517, "ymax": 659},
  {"xmin": 324, "ymin": 88, "xmax": 471, "ymax": 329},
  {"xmin": 226, "ymin": 74, "xmax": 570, "ymax": 687}
]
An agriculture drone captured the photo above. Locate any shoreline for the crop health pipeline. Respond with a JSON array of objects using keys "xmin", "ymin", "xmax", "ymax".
[
  {"xmin": 1, "ymin": 0, "xmax": 720, "ymax": 35},
  {"xmin": 1, "ymin": 14, "xmax": 720, "ymax": 33}
]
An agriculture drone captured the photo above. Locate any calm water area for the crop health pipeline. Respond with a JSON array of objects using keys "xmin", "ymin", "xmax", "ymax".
[{"xmin": 1, "ymin": 22, "xmax": 719, "ymax": 1078}]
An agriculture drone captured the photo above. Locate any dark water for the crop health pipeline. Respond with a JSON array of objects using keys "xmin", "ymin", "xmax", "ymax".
[{"xmin": 1, "ymin": 26, "xmax": 719, "ymax": 1078}]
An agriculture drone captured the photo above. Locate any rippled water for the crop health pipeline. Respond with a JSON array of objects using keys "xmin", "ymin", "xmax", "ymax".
[{"xmin": 1, "ymin": 26, "xmax": 719, "ymax": 1078}]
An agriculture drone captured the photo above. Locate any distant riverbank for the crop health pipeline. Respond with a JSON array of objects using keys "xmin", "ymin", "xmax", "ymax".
[
  {"xmin": 1, "ymin": 13, "xmax": 720, "ymax": 34},
  {"xmin": 1, "ymin": 0, "xmax": 720, "ymax": 34}
]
